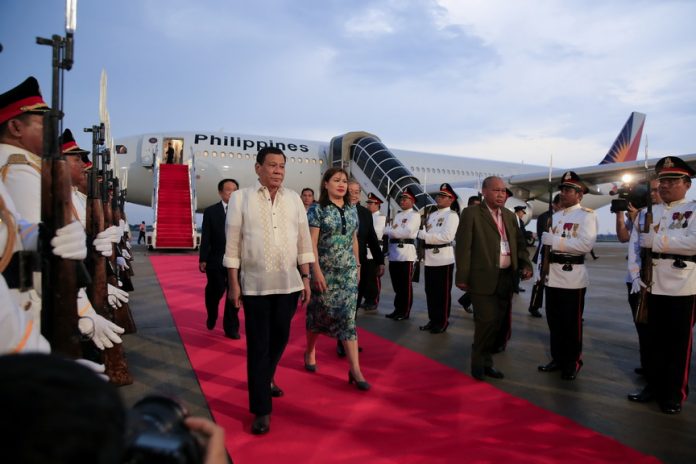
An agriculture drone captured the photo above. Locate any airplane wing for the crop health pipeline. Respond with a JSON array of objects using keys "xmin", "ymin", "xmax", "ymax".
[{"xmin": 506, "ymin": 153, "xmax": 696, "ymax": 200}]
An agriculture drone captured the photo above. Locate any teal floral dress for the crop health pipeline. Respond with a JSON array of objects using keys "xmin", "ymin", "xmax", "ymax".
[{"xmin": 306, "ymin": 202, "xmax": 359, "ymax": 340}]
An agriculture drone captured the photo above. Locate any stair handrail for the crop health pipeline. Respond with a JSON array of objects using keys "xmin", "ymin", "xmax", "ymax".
[
  {"xmin": 152, "ymin": 156, "xmax": 161, "ymax": 248},
  {"xmin": 187, "ymin": 155, "xmax": 197, "ymax": 248}
]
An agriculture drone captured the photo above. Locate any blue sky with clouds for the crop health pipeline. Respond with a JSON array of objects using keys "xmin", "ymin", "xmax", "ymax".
[{"xmin": 2, "ymin": 0, "xmax": 696, "ymax": 230}]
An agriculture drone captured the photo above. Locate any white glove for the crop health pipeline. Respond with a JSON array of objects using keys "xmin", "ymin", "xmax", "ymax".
[
  {"xmin": 77, "ymin": 289, "xmax": 124, "ymax": 350},
  {"xmin": 107, "ymin": 283, "xmax": 129, "ymax": 309},
  {"xmin": 121, "ymin": 248, "xmax": 131, "ymax": 260},
  {"xmin": 51, "ymin": 221, "xmax": 87, "ymax": 260},
  {"xmin": 101, "ymin": 225, "xmax": 122, "ymax": 243},
  {"xmin": 116, "ymin": 256, "xmax": 129, "ymax": 270},
  {"xmin": 630, "ymin": 278, "xmax": 647, "ymax": 294},
  {"xmin": 541, "ymin": 232, "xmax": 554, "ymax": 246},
  {"xmin": 92, "ymin": 235, "xmax": 113, "ymax": 257},
  {"xmin": 119, "ymin": 219, "xmax": 127, "ymax": 235},
  {"xmin": 639, "ymin": 233, "xmax": 653, "ymax": 249},
  {"xmin": 75, "ymin": 358, "xmax": 109, "ymax": 381},
  {"xmin": 124, "ymin": 240, "xmax": 132, "ymax": 250}
]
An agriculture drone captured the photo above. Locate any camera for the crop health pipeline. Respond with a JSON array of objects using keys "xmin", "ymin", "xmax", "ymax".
[
  {"xmin": 123, "ymin": 395, "xmax": 205, "ymax": 464},
  {"xmin": 610, "ymin": 181, "xmax": 649, "ymax": 213}
]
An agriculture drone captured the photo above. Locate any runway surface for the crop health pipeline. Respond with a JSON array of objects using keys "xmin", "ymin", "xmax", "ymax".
[{"xmin": 120, "ymin": 241, "xmax": 695, "ymax": 463}]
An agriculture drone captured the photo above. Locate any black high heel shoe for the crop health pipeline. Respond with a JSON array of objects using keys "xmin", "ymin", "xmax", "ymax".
[
  {"xmin": 304, "ymin": 352, "xmax": 317, "ymax": 372},
  {"xmin": 348, "ymin": 370, "xmax": 370, "ymax": 391}
]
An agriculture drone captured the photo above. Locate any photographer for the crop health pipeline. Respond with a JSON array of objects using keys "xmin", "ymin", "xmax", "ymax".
[{"xmin": 0, "ymin": 353, "xmax": 229, "ymax": 464}]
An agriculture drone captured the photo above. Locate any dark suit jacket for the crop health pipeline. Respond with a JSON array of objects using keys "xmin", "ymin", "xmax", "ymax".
[
  {"xmin": 454, "ymin": 203, "xmax": 532, "ymax": 295},
  {"xmin": 199, "ymin": 201, "xmax": 227, "ymax": 269},
  {"xmin": 356, "ymin": 204, "xmax": 384, "ymax": 264},
  {"xmin": 532, "ymin": 209, "xmax": 552, "ymax": 264}
]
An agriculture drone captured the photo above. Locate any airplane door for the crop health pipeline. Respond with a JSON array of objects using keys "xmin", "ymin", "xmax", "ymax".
[{"xmin": 162, "ymin": 137, "xmax": 185, "ymax": 164}]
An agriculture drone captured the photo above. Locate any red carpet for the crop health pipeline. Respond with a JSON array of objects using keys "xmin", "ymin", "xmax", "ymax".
[
  {"xmin": 150, "ymin": 255, "xmax": 658, "ymax": 464},
  {"xmin": 155, "ymin": 164, "xmax": 194, "ymax": 248}
]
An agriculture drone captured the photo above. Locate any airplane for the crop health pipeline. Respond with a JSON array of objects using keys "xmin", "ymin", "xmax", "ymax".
[{"xmin": 112, "ymin": 112, "xmax": 663, "ymax": 248}]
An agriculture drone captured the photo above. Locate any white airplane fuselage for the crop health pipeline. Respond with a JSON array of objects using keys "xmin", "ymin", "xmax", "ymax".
[{"xmin": 114, "ymin": 131, "xmax": 613, "ymax": 222}]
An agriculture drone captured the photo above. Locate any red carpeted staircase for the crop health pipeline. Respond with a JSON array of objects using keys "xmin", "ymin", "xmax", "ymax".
[{"xmin": 154, "ymin": 164, "xmax": 195, "ymax": 248}]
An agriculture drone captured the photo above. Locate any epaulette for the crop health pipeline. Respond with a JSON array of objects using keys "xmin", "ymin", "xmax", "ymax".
[
  {"xmin": 0, "ymin": 153, "xmax": 41, "ymax": 181},
  {"xmin": 581, "ymin": 207, "xmax": 594, "ymax": 213}
]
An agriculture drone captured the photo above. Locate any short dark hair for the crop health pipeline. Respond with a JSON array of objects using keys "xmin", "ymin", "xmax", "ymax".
[
  {"xmin": 256, "ymin": 146, "xmax": 286, "ymax": 165},
  {"xmin": 218, "ymin": 178, "xmax": 239, "ymax": 191},
  {"xmin": 301, "ymin": 187, "xmax": 315, "ymax": 196},
  {"xmin": 318, "ymin": 167, "xmax": 351, "ymax": 207},
  {"xmin": 0, "ymin": 353, "xmax": 126, "ymax": 464},
  {"xmin": 467, "ymin": 195, "xmax": 481, "ymax": 206}
]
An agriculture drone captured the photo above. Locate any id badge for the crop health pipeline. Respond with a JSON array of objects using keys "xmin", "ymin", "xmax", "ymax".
[{"xmin": 500, "ymin": 240, "xmax": 511, "ymax": 256}]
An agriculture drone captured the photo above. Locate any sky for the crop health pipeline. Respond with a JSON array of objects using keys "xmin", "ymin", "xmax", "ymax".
[{"xmin": 2, "ymin": 0, "xmax": 696, "ymax": 232}]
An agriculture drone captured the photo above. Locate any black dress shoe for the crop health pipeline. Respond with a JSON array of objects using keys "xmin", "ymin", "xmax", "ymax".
[
  {"xmin": 471, "ymin": 367, "xmax": 485, "ymax": 381},
  {"xmin": 304, "ymin": 353, "xmax": 317, "ymax": 372},
  {"xmin": 251, "ymin": 414, "xmax": 270, "ymax": 435},
  {"xmin": 393, "ymin": 315, "xmax": 409, "ymax": 321},
  {"xmin": 430, "ymin": 326, "xmax": 447, "ymax": 334},
  {"xmin": 419, "ymin": 322, "xmax": 433, "ymax": 331},
  {"xmin": 224, "ymin": 331, "xmax": 240, "ymax": 339},
  {"xmin": 528, "ymin": 308, "xmax": 542, "ymax": 318},
  {"xmin": 561, "ymin": 368, "xmax": 577, "ymax": 380},
  {"xmin": 348, "ymin": 370, "xmax": 371, "ymax": 391},
  {"xmin": 484, "ymin": 367, "xmax": 504, "ymax": 379},
  {"xmin": 538, "ymin": 361, "xmax": 560, "ymax": 372},
  {"xmin": 627, "ymin": 387, "xmax": 654, "ymax": 403},
  {"xmin": 385, "ymin": 312, "xmax": 397, "ymax": 319},
  {"xmin": 660, "ymin": 401, "xmax": 682, "ymax": 415},
  {"xmin": 270, "ymin": 383, "xmax": 284, "ymax": 398}
]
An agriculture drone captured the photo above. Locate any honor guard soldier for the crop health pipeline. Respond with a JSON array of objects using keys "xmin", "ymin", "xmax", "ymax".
[
  {"xmin": 418, "ymin": 183, "xmax": 460, "ymax": 333},
  {"xmin": 385, "ymin": 187, "xmax": 420, "ymax": 321},
  {"xmin": 360, "ymin": 192, "xmax": 386, "ymax": 312},
  {"xmin": 628, "ymin": 156, "xmax": 696, "ymax": 415},
  {"xmin": 538, "ymin": 171, "xmax": 597, "ymax": 381}
]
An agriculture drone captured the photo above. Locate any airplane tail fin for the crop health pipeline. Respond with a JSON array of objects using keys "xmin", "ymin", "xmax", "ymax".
[{"xmin": 599, "ymin": 112, "xmax": 646, "ymax": 164}]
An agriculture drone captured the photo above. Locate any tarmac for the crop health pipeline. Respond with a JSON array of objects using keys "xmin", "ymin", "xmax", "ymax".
[{"xmin": 121, "ymin": 241, "xmax": 695, "ymax": 463}]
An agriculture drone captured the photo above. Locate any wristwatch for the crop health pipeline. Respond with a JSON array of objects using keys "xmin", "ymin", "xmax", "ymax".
[{"xmin": 301, "ymin": 274, "xmax": 310, "ymax": 279}]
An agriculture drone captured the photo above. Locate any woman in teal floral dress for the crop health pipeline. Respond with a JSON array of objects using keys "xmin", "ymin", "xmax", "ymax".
[{"xmin": 304, "ymin": 167, "xmax": 370, "ymax": 390}]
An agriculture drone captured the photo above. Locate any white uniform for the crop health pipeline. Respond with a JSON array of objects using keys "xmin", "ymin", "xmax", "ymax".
[
  {"xmin": 0, "ymin": 144, "xmax": 42, "ymax": 223},
  {"xmin": 71, "ymin": 188, "xmax": 88, "ymax": 229},
  {"xmin": 545, "ymin": 203, "xmax": 598, "ymax": 289},
  {"xmin": 645, "ymin": 199, "xmax": 696, "ymax": 296},
  {"xmin": 418, "ymin": 207, "xmax": 459, "ymax": 266},
  {"xmin": 386, "ymin": 209, "xmax": 419, "ymax": 261},
  {"xmin": 367, "ymin": 212, "xmax": 386, "ymax": 260}
]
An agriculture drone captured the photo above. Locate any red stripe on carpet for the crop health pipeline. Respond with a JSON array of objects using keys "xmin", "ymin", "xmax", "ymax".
[{"xmin": 149, "ymin": 255, "xmax": 658, "ymax": 464}]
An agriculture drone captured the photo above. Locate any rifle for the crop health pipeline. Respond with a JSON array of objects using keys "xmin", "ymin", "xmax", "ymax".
[
  {"xmin": 635, "ymin": 153, "xmax": 653, "ymax": 324},
  {"xmin": 382, "ymin": 179, "xmax": 392, "ymax": 256},
  {"xmin": 110, "ymin": 176, "xmax": 137, "ymax": 331},
  {"xmin": 84, "ymin": 125, "xmax": 132, "ymax": 385},
  {"xmin": 412, "ymin": 205, "xmax": 432, "ymax": 283},
  {"xmin": 37, "ymin": 31, "xmax": 83, "ymax": 358},
  {"xmin": 529, "ymin": 161, "xmax": 554, "ymax": 312},
  {"xmin": 101, "ymin": 170, "xmax": 137, "ymax": 334}
]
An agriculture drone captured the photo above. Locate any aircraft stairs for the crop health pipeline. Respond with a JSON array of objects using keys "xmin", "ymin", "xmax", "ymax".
[
  {"xmin": 151, "ymin": 162, "xmax": 197, "ymax": 249},
  {"xmin": 329, "ymin": 131, "xmax": 435, "ymax": 212}
]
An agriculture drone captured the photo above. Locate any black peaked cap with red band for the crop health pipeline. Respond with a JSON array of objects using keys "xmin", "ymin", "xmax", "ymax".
[{"xmin": 0, "ymin": 77, "xmax": 49, "ymax": 125}]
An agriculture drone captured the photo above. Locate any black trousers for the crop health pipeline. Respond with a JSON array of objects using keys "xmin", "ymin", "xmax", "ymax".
[
  {"xmin": 493, "ymin": 298, "xmax": 512, "ymax": 350},
  {"xmin": 137, "ymin": 231, "xmax": 145, "ymax": 244},
  {"xmin": 389, "ymin": 261, "xmax": 414, "ymax": 317},
  {"xmin": 424, "ymin": 264, "xmax": 454, "ymax": 330},
  {"xmin": 646, "ymin": 293, "xmax": 696, "ymax": 404},
  {"xmin": 470, "ymin": 268, "xmax": 513, "ymax": 369},
  {"xmin": 205, "ymin": 266, "xmax": 239, "ymax": 334},
  {"xmin": 358, "ymin": 259, "xmax": 381, "ymax": 308},
  {"xmin": 625, "ymin": 282, "xmax": 650, "ymax": 370},
  {"xmin": 545, "ymin": 287, "xmax": 586, "ymax": 371},
  {"xmin": 242, "ymin": 292, "xmax": 300, "ymax": 415}
]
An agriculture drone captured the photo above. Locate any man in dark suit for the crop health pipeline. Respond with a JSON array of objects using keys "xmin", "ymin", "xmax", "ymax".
[
  {"xmin": 455, "ymin": 176, "xmax": 533, "ymax": 381},
  {"xmin": 199, "ymin": 178, "xmax": 240, "ymax": 338},
  {"xmin": 336, "ymin": 181, "xmax": 385, "ymax": 357}
]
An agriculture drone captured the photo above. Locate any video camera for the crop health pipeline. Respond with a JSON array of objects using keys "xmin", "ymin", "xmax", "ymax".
[
  {"xmin": 123, "ymin": 396, "xmax": 205, "ymax": 464},
  {"xmin": 610, "ymin": 181, "xmax": 650, "ymax": 213}
]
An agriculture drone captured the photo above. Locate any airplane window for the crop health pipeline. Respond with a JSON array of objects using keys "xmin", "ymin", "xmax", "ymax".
[
  {"xmin": 245, "ymin": 154, "xmax": 250, "ymax": 159},
  {"xmin": 212, "ymin": 151, "xmax": 217, "ymax": 157},
  {"xmin": 203, "ymin": 151, "xmax": 209, "ymax": 157},
  {"xmin": 319, "ymin": 159, "xmax": 323, "ymax": 165},
  {"xmin": 305, "ymin": 158, "xmax": 310, "ymax": 164},
  {"xmin": 290, "ymin": 157, "xmax": 295, "ymax": 162},
  {"xmin": 298, "ymin": 158, "xmax": 303, "ymax": 164},
  {"xmin": 312, "ymin": 159, "xmax": 316, "ymax": 164},
  {"xmin": 237, "ymin": 154, "xmax": 242, "ymax": 159},
  {"xmin": 220, "ymin": 152, "xmax": 225, "ymax": 158}
]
